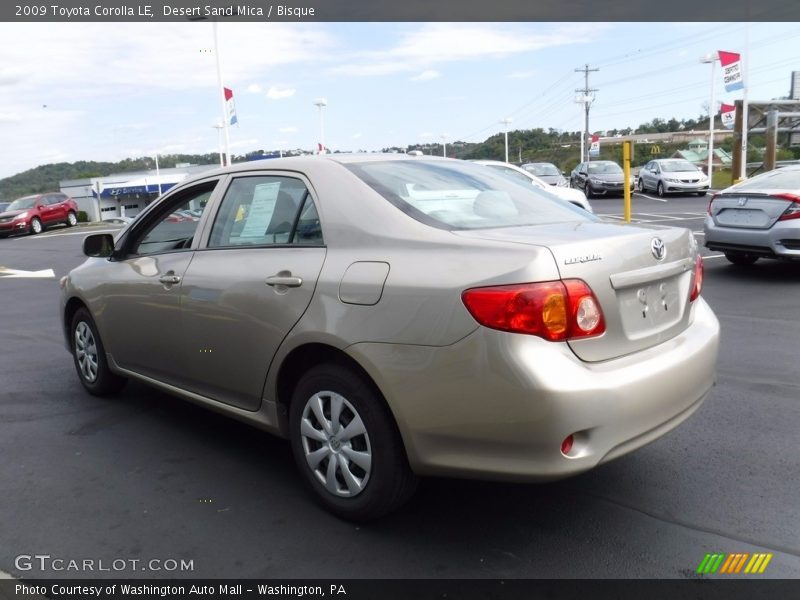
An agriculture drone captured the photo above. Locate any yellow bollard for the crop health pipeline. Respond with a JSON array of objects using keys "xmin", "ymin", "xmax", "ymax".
[{"xmin": 623, "ymin": 141, "xmax": 632, "ymax": 223}]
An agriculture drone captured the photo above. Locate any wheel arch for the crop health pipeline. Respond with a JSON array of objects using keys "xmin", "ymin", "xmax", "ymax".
[
  {"xmin": 63, "ymin": 296, "xmax": 90, "ymax": 352},
  {"xmin": 274, "ymin": 343, "xmax": 406, "ymax": 448}
]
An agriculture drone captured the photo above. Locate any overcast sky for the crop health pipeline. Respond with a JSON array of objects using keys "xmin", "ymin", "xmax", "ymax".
[{"xmin": 1, "ymin": 21, "xmax": 799, "ymax": 179}]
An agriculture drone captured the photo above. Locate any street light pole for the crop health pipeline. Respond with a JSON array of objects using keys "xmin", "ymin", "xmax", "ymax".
[
  {"xmin": 499, "ymin": 118, "xmax": 513, "ymax": 163},
  {"xmin": 701, "ymin": 53, "xmax": 719, "ymax": 183},
  {"xmin": 313, "ymin": 98, "xmax": 327, "ymax": 154}
]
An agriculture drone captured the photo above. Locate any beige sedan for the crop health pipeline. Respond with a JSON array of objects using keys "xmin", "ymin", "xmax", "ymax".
[{"xmin": 61, "ymin": 155, "xmax": 719, "ymax": 520}]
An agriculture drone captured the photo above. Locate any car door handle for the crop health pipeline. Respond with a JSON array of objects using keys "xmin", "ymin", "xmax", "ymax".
[
  {"xmin": 265, "ymin": 275, "xmax": 303, "ymax": 288},
  {"xmin": 159, "ymin": 274, "xmax": 181, "ymax": 285}
]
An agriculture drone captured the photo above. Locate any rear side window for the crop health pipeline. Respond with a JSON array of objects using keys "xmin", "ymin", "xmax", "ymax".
[
  {"xmin": 346, "ymin": 160, "xmax": 594, "ymax": 230},
  {"xmin": 208, "ymin": 176, "xmax": 323, "ymax": 248}
]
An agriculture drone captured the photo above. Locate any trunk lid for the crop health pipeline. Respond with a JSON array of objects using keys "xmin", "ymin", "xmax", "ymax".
[
  {"xmin": 453, "ymin": 221, "xmax": 698, "ymax": 362},
  {"xmin": 710, "ymin": 191, "xmax": 793, "ymax": 230}
]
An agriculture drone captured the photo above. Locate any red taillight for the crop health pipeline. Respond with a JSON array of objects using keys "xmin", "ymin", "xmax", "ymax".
[
  {"xmin": 774, "ymin": 193, "xmax": 800, "ymax": 221},
  {"xmin": 707, "ymin": 193, "xmax": 719, "ymax": 216},
  {"xmin": 461, "ymin": 279, "xmax": 606, "ymax": 341},
  {"xmin": 690, "ymin": 255, "xmax": 704, "ymax": 302},
  {"xmin": 561, "ymin": 435, "xmax": 574, "ymax": 455}
]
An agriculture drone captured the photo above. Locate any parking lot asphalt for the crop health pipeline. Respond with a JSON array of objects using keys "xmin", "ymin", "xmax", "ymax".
[{"xmin": 1, "ymin": 198, "xmax": 798, "ymax": 579}]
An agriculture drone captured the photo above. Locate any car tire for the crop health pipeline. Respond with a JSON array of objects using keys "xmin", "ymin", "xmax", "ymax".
[
  {"xmin": 724, "ymin": 252, "xmax": 759, "ymax": 266},
  {"xmin": 696, "ymin": 191, "xmax": 707, "ymax": 197},
  {"xmin": 637, "ymin": 179, "xmax": 645, "ymax": 193},
  {"xmin": 67, "ymin": 211, "xmax": 78, "ymax": 227},
  {"xmin": 70, "ymin": 307, "xmax": 127, "ymax": 396},
  {"xmin": 656, "ymin": 182, "xmax": 666, "ymax": 198},
  {"xmin": 30, "ymin": 217, "xmax": 43, "ymax": 235},
  {"xmin": 585, "ymin": 185, "xmax": 594, "ymax": 199},
  {"xmin": 289, "ymin": 362, "xmax": 418, "ymax": 522}
]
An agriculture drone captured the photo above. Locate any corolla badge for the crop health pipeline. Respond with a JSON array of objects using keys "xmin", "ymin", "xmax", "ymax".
[
  {"xmin": 651, "ymin": 237, "xmax": 666, "ymax": 261},
  {"xmin": 564, "ymin": 252, "xmax": 602, "ymax": 265}
]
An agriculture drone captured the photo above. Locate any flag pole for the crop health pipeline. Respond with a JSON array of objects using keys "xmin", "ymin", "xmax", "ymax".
[
  {"xmin": 213, "ymin": 20, "xmax": 231, "ymax": 166},
  {"xmin": 740, "ymin": 23, "xmax": 750, "ymax": 180}
]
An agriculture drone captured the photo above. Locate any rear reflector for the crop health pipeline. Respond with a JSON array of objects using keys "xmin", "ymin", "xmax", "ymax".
[
  {"xmin": 561, "ymin": 435, "xmax": 574, "ymax": 455},
  {"xmin": 462, "ymin": 279, "xmax": 606, "ymax": 341}
]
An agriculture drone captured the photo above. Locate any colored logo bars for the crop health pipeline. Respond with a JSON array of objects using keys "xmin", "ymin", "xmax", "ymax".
[{"xmin": 696, "ymin": 552, "xmax": 773, "ymax": 575}]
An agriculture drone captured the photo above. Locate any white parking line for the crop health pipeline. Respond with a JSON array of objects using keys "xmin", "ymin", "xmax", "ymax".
[
  {"xmin": 633, "ymin": 192, "xmax": 668, "ymax": 202},
  {"xmin": 702, "ymin": 254, "xmax": 726, "ymax": 259}
]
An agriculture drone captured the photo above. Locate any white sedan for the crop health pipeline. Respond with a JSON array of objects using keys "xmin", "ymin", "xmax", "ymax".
[{"xmin": 471, "ymin": 160, "xmax": 593, "ymax": 212}]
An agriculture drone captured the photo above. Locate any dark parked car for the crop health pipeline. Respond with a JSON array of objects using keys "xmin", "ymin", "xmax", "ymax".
[
  {"xmin": 0, "ymin": 202, "xmax": 10, "ymax": 213},
  {"xmin": 570, "ymin": 161, "xmax": 635, "ymax": 198},
  {"xmin": 0, "ymin": 192, "xmax": 79, "ymax": 237},
  {"xmin": 704, "ymin": 165, "xmax": 800, "ymax": 265}
]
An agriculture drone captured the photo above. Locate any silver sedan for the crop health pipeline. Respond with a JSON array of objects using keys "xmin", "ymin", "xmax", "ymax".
[
  {"xmin": 638, "ymin": 159, "xmax": 710, "ymax": 197},
  {"xmin": 61, "ymin": 155, "xmax": 719, "ymax": 520},
  {"xmin": 704, "ymin": 165, "xmax": 800, "ymax": 264}
]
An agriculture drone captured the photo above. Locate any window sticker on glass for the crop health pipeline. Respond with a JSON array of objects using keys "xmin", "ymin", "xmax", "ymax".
[{"xmin": 240, "ymin": 182, "xmax": 281, "ymax": 238}]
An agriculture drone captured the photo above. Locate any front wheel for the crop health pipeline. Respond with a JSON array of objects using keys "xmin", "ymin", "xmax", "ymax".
[
  {"xmin": 29, "ymin": 217, "xmax": 42, "ymax": 235},
  {"xmin": 637, "ymin": 178, "xmax": 645, "ymax": 193},
  {"xmin": 70, "ymin": 307, "xmax": 127, "ymax": 395},
  {"xmin": 289, "ymin": 363, "xmax": 418, "ymax": 521},
  {"xmin": 724, "ymin": 252, "xmax": 759, "ymax": 266},
  {"xmin": 656, "ymin": 182, "xmax": 666, "ymax": 197}
]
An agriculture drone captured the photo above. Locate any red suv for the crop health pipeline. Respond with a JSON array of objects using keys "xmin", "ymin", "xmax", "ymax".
[{"xmin": 0, "ymin": 192, "xmax": 79, "ymax": 237}]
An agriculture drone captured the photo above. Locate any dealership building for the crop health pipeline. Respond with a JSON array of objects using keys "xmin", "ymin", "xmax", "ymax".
[{"xmin": 60, "ymin": 163, "xmax": 218, "ymax": 222}]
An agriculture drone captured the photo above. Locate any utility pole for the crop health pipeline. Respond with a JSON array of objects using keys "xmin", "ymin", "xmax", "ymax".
[{"xmin": 575, "ymin": 64, "xmax": 599, "ymax": 162}]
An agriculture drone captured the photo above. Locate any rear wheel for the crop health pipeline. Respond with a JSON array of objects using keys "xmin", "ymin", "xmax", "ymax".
[
  {"xmin": 724, "ymin": 251, "xmax": 759, "ymax": 266},
  {"xmin": 67, "ymin": 211, "xmax": 78, "ymax": 227},
  {"xmin": 289, "ymin": 363, "xmax": 418, "ymax": 521},
  {"xmin": 29, "ymin": 217, "xmax": 42, "ymax": 235},
  {"xmin": 70, "ymin": 307, "xmax": 127, "ymax": 395}
]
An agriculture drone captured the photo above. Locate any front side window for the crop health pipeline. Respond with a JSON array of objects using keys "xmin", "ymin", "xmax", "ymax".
[
  {"xmin": 346, "ymin": 160, "xmax": 594, "ymax": 230},
  {"xmin": 208, "ymin": 175, "xmax": 322, "ymax": 248},
  {"xmin": 129, "ymin": 183, "xmax": 215, "ymax": 256}
]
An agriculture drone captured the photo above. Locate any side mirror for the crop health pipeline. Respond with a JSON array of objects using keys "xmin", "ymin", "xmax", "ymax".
[
  {"xmin": 83, "ymin": 233, "xmax": 115, "ymax": 258},
  {"xmin": 579, "ymin": 170, "xmax": 587, "ymax": 176}
]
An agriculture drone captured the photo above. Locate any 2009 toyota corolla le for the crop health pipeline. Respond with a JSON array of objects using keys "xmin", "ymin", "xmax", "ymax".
[{"xmin": 60, "ymin": 155, "xmax": 720, "ymax": 521}]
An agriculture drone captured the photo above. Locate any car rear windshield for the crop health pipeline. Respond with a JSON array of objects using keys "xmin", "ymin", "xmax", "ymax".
[
  {"xmin": 733, "ymin": 168, "xmax": 800, "ymax": 191},
  {"xmin": 346, "ymin": 160, "xmax": 596, "ymax": 230}
]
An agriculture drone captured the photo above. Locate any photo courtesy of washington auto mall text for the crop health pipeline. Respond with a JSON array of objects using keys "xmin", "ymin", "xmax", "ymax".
[{"xmin": 12, "ymin": 582, "xmax": 347, "ymax": 598}]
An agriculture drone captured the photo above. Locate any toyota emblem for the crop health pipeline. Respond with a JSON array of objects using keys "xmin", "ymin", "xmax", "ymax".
[{"xmin": 651, "ymin": 237, "xmax": 666, "ymax": 261}]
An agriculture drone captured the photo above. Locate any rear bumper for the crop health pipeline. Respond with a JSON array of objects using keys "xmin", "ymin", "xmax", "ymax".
[
  {"xmin": 704, "ymin": 216, "xmax": 800, "ymax": 258},
  {"xmin": 348, "ymin": 298, "xmax": 720, "ymax": 481}
]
